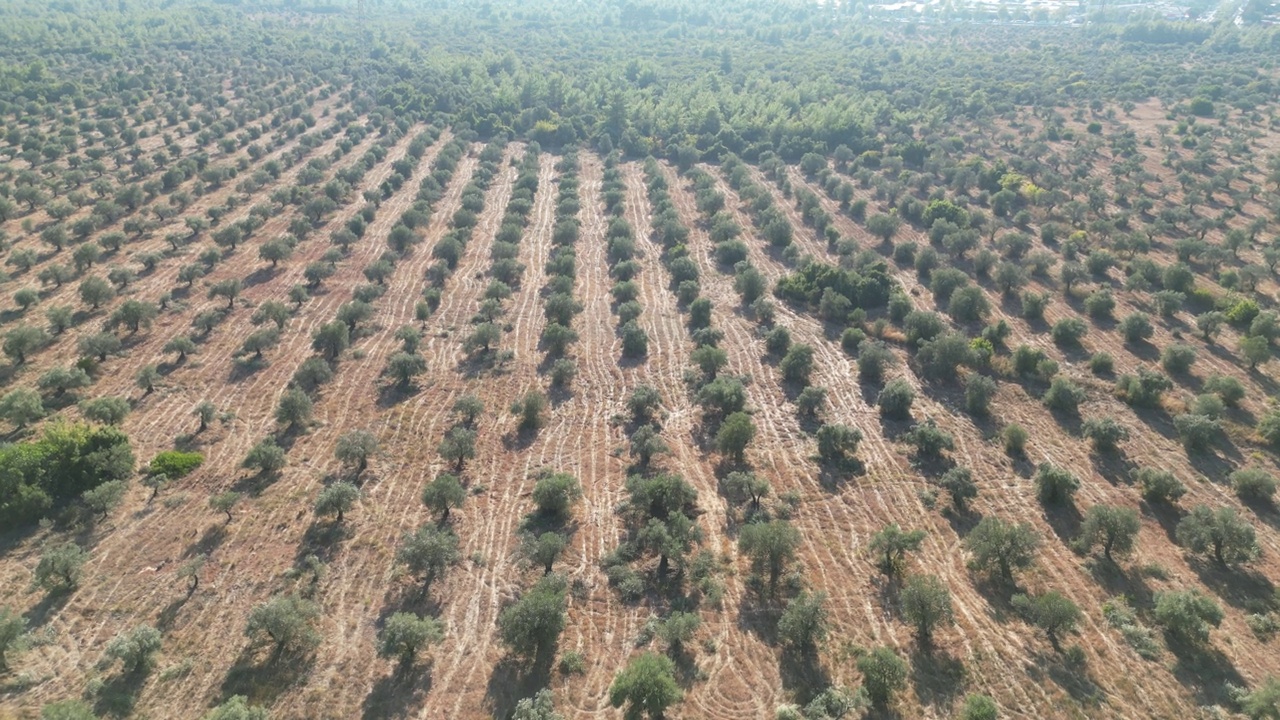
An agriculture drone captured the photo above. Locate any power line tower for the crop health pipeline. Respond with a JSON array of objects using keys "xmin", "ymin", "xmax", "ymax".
[{"xmin": 356, "ymin": 0, "xmax": 366, "ymax": 17}]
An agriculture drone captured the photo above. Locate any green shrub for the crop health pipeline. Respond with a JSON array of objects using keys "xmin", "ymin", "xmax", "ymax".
[
  {"xmin": 1050, "ymin": 317, "xmax": 1087, "ymax": 346},
  {"xmin": 1082, "ymin": 417, "xmax": 1128, "ymax": 452},
  {"xmin": 877, "ymin": 379, "xmax": 915, "ymax": 420},
  {"xmin": 1118, "ymin": 313, "xmax": 1153, "ymax": 344},
  {"xmin": 1174, "ymin": 413, "xmax": 1219, "ymax": 453},
  {"xmin": 1161, "ymin": 344, "xmax": 1197, "ymax": 374},
  {"xmin": 1042, "ymin": 377, "xmax": 1085, "ymax": 413},
  {"xmin": 1203, "ymin": 374, "xmax": 1245, "ymax": 406},
  {"xmin": 147, "ymin": 451, "xmax": 204, "ymax": 480},
  {"xmin": 1003, "ymin": 423, "xmax": 1028, "ymax": 455},
  {"xmin": 1232, "ymin": 467, "xmax": 1277, "ymax": 504},
  {"xmin": 1035, "ymin": 462, "xmax": 1080, "ymax": 505},
  {"xmin": 1116, "ymin": 368, "xmax": 1171, "ymax": 408},
  {"xmin": 1137, "ymin": 468, "xmax": 1186, "ymax": 503}
]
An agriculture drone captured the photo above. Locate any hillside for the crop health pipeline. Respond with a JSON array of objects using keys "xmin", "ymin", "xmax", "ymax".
[{"xmin": 1, "ymin": 2, "xmax": 1280, "ymax": 719}]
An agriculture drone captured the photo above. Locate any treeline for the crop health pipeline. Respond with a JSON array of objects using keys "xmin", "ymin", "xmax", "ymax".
[{"xmin": 2, "ymin": 0, "xmax": 1279, "ymax": 175}]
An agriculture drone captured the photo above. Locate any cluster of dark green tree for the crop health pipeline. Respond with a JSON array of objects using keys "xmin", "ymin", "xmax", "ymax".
[{"xmin": 0, "ymin": 421, "xmax": 133, "ymax": 527}]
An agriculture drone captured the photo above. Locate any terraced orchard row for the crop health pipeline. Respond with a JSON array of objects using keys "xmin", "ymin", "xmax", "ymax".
[{"xmin": 3, "ymin": 123, "xmax": 1280, "ymax": 720}]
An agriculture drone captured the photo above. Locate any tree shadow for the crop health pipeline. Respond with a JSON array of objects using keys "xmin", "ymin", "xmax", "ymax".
[
  {"xmin": 1186, "ymin": 445, "xmax": 1242, "ymax": 484},
  {"xmin": 669, "ymin": 644, "xmax": 700, "ymax": 688},
  {"xmin": 1165, "ymin": 636, "xmax": 1245, "ymax": 707},
  {"xmin": 1008, "ymin": 450, "xmax": 1036, "ymax": 479},
  {"xmin": 156, "ymin": 592, "xmax": 194, "ymax": 632},
  {"xmin": 483, "ymin": 650, "xmax": 554, "ymax": 720},
  {"xmin": 22, "ymin": 588, "xmax": 72, "ymax": 629},
  {"xmin": 457, "ymin": 352, "xmax": 500, "ymax": 379},
  {"xmin": 376, "ymin": 382, "xmax": 418, "ymax": 409},
  {"xmin": 1240, "ymin": 496, "xmax": 1280, "ymax": 531},
  {"xmin": 502, "ymin": 426, "xmax": 541, "ymax": 452},
  {"xmin": 1026, "ymin": 648, "xmax": 1107, "ymax": 709},
  {"xmin": 942, "ymin": 507, "xmax": 983, "ymax": 538},
  {"xmin": 1124, "ymin": 339, "xmax": 1160, "ymax": 363},
  {"xmin": 1128, "ymin": 404, "xmax": 1176, "ymax": 441},
  {"xmin": 184, "ymin": 523, "xmax": 227, "ymax": 559},
  {"xmin": 1224, "ymin": 402, "xmax": 1257, "ymax": 430},
  {"xmin": 906, "ymin": 451, "xmax": 955, "ymax": 478},
  {"xmin": 227, "ymin": 356, "xmax": 269, "ymax": 382},
  {"xmin": 1188, "ymin": 558, "xmax": 1277, "ymax": 612},
  {"xmin": 1089, "ymin": 450, "xmax": 1137, "ymax": 486},
  {"xmin": 816, "ymin": 458, "xmax": 867, "ymax": 491},
  {"xmin": 877, "ymin": 414, "xmax": 913, "ymax": 443},
  {"xmin": 779, "ymin": 647, "xmax": 830, "ymax": 707},
  {"xmin": 219, "ymin": 645, "xmax": 316, "ymax": 708},
  {"xmin": 1046, "ymin": 405, "xmax": 1083, "ymax": 434},
  {"xmin": 910, "ymin": 646, "xmax": 966, "ymax": 710},
  {"xmin": 863, "ymin": 702, "xmax": 905, "ymax": 720},
  {"xmin": 294, "ymin": 521, "xmax": 349, "ymax": 567},
  {"xmin": 360, "ymin": 663, "xmax": 433, "ymax": 720},
  {"xmin": 617, "ymin": 352, "xmax": 647, "ymax": 371},
  {"xmin": 548, "ymin": 383, "xmax": 573, "ymax": 407},
  {"xmin": 1246, "ymin": 366, "xmax": 1280, "ymax": 397},
  {"xmin": 1042, "ymin": 500, "xmax": 1082, "ymax": 546},
  {"xmin": 242, "ymin": 267, "xmax": 276, "ymax": 288},
  {"xmin": 1086, "ymin": 558, "xmax": 1155, "ymax": 608},
  {"xmin": 735, "ymin": 596, "xmax": 781, "ymax": 646},
  {"xmin": 93, "ymin": 665, "xmax": 152, "ymax": 718},
  {"xmin": 156, "ymin": 357, "xmax": 185, "ymax": 377},
  {"xmin": 232, "ymin": 469, "xmax": 283, "ymax": 497},
  {"xmin": 1140, "ymin": 499, "xmax": 1184, "ymax": 543},
  {"xmin": 969, "ymin": 574, "xmax": 1019, "ymax": 620}
]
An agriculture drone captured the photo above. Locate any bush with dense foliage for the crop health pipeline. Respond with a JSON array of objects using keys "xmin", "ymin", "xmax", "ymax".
[{"xmin": 0, "ymin": 423, "xmax": 134, "ymax": 528}]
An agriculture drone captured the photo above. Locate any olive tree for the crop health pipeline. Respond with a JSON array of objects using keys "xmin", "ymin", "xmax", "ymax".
[
  {"xmin": 103, "ymin": 624, "xmax": 162, "ymax": 673},
  {"xmin": 900, "ymin": 574, "xmax": 954, "ymax": 647},
  {"xmin": 532, "ymin": 473, "xmax": 582, "ymax": 519},
  {"xmin": 0, "ymin": 387, "xmax": 45, "ymax": 429},
  {"xmin": 210, "ymin": 492, "xmax": 242, "ymax": 523},
  {"xmin": 1154, "ymin": 589, "xmax": 1224, "ymax": 646},
  {"xmin": 245, "ymin": 594, "xmax": 321, "ymax": 655},
  {"xmin": 242, "ymin": 439, "xmax": 286, "ymax": 476},
  {"xmin": 1075, "ymin": 505, "xmax": 1140, "ymax": 562},
  {"xmin": 965, "ymin": 517, "xmax": 1040, "ymax": 582},
  {"xmin": 439, "ymin": 426, "xmax": 476, "ymax": 472},
  {"xmin": 777, "ymin": 591, "xmax": 828, "ymax": 653},
  {"xmin": 608, "ymin": 651, "xmax": 682, "ymax": 719},
  {"xmin": 396, "ymin": 524, "xmax": 460, "ymax": 592},
  {"xmin": 377, "ymin": 612, "xmax": 444, "ymax": 670},
  {"xmin": 315, "ymin": 482, "xmax": 360, "ymax": 523},
  {"xmin": 421, "ymin": 473, "xmax": 466, "ymax": 523},
  {"xmin": 1176, "ymin": 505, "xmax": 1260, "ymax": 566},
  {"xmin": 857, "ymin": 646, "xmax": 908, "ymax": 706},
  {"xmin": 335, "ymin": 429, "xmax": 377, "ymax": 477},
  {"xmin": 4, "ymin": 325, "xmax": 49, "ymax": 365},
  {"xmin": 738, "ymin": 520, "xmax": 800, "ymax": 594},
  {"xmin": 498, "ymin": 573, "xmax": 568, "ymax": 660},
  {"xmin": 0, "ymin": 607, "xmax": 27, "ymax": 672},
  {"xmin": 33, "ymin": 542, "xmax": 88, "ymax": 593},
  {"xmin": 715, "ymin": 411, "xmax": 755, "ymax": 464},
  {"xmin": 275, "ymin": 388, "xmax": 313, "ymax": 431},
  {"xmin": 1012, "ymin": 591, "xmax": 1081, "ymax": 651}
]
